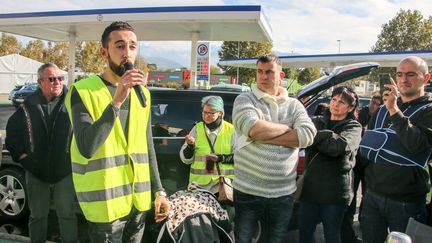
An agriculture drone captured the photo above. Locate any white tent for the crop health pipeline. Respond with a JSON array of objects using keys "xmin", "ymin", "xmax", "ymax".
[{"xmin": 0, "ymin": 54, "xmax": 67, "ymax": 93}]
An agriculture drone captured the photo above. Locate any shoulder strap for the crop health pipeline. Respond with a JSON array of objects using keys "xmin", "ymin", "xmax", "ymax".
[
  {"xmin": 388, "ymin": 103, "xmax": 432, "ymax": 129},
  {"xmin": 374, "ymin": 105, "xmax": 387, "ymax": 129},
  {"xmin": 404, "ymin": 103, "xmax": 432, "ymax": 118},
  {"xmin": 374, "ymin": 103, "xmax": 432, "ymax": 129},
  {"xmin": 202, "ymin": 125, "xmax": 223, "ymax": 175},
  {"xmin": 20, "ymin": 104, "xmax": 34, "ymax": 153}
]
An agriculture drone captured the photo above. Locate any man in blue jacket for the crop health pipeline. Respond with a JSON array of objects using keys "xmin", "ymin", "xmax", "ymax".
[{"xmin": 360, "ymin": 56, "xmax": 432, "ymax": 243}]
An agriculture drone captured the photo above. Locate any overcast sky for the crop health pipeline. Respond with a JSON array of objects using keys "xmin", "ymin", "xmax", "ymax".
[{"xmin": 1, "ymin": 0, "xmax": 431, "ymax": 68}]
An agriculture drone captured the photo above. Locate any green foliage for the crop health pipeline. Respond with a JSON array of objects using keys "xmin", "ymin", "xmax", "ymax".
[
  {"xmin": 0, "ymin": 33, "xmax": 22, "ymax": 56},
  {"xmin": 371, "ymin": 9, "xmax": 432, "ymax": 52},
  {"xmin": 218, "ymin": 41, "xmax": 272, "ymax": 84},
  {"xmin": 370, "ymin": 9, "xmax": 432, "ymax": 83},
  {"xmin": 284, "ymin": 68, "xmax": 300, "ymax": 81},
  {"xmin": 210, "ymin": 65, "xmax": 222, "ymax": 75},
  {"xmin": 297, "ymin": 68, "xmax": 322, "ymax": 85},
  {"xmin": 285, "ymin": 79, "xmax": 303, "ymax": 96},
  {"xmin": 20, "ymin": 40, "xmax": 45, "ymax": 62},
  {"xmin": 147, "ymin": 63, "xmax": 158, "ymax": 71},
  {"xmin": 76, "ymin": 41, "xmax": 104, "ymax": 74},
  {"xmin": 44, "ymin": 42, "xmax": 69, "ymax": 70}
]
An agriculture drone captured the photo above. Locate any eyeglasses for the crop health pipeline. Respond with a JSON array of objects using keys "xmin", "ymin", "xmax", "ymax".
[
  {"xmin": 45, "ymin": 76, "xmax": 65, "ymax": 83},
  {"xmin": 202, "ymin": 110, "xmax": 219, "ymax": 116}
]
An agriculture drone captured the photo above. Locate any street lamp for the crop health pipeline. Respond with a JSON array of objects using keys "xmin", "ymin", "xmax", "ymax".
[{"xmin": 337, "ymin": 40, "xmax": 341, "ymax": 54}]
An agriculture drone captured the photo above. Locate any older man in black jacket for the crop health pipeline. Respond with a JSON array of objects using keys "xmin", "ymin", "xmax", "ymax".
[{"xmin": 6, "ymin": 63, "xmax": 77, "ymax": 243}]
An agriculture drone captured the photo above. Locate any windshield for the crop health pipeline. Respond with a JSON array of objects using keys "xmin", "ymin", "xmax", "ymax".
[{"xmin": 23, "ymin": 84, "xmax": 38, "ymax": 91}]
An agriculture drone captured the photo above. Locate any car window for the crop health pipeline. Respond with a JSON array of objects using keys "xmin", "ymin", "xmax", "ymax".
[
  {"xmin": 21, "ymin": 84, "xmax": 38, "ymax": 91},
  {"xmin": 150, "ymin": 91, "xmax": 236, "ymax": 137},
  {"xmin": 151, "ymin": 99, "xmax": 201, "ymax": 136}
]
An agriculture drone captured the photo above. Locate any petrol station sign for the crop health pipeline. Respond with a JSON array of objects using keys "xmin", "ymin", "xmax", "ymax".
[{"xmin": 196, "ymin": 42, "xmax": 210, "ymax": 83}]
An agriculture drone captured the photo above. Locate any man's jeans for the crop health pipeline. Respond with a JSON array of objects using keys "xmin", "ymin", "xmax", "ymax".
[
  {"xmin": 361, "ymin": 190, "xmax": 427, "ymax": 243},
  {"xmin": 299, "ymin": 201, "xmax": 347, "ymax": 243},
  {"xmin": 234, "ymin": 189, "xmax": 294, "ymax": 243},
  {"xmin": 26, "ymin": 171, "xmax": 77, "ymax": 243},
  {"xmin": 87, "ymin": 206, "xmax": 146, "ymax": 243}
]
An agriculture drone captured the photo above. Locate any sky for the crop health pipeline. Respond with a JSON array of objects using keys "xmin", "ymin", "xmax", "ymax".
[{"xmin": 1, "ymin": 0, "xmax": 432, "ymax": 68}]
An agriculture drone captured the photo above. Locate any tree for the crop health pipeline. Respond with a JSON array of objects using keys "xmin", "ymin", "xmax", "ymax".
[
  {"xmin": 297, "ymin": 68, "xmax": 322, "ymax": 85},
  {"xmin": 284, "ymin": 68, "xmax": 300, "ymax": 81},
  {"xmin": 76, "ymin": 41, "xmax": 104, "ymax": 74},
  {"xmin": 210, "ymin": 65, "xmax": 222, "ymax": 75},
  {"xmin": 21, "ymin": 39, "xmax": 45, "ymax": 62},
  {"xmin": 371, "ymin": 9, "xmax": 432, "ymax": 82},
  {"xmin": 0, "ymin": 33, "xmax": 23, "ymax": 56},
  {"xmin": 372, "ymin": 9, "xmax": 432, "ymax": 52},
  {"xmin": 218, "ymin": 41, "xmax": 272, "ymax": 84},
  {"xmin": 44, "ymin": 42, "xmax": 69, "ymax": 70},
  {"xmin": 135, "ymin": 55, "xmax": 149, "ymax": 72}
]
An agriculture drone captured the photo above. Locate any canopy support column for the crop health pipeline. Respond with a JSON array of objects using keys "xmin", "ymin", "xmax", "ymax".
[
  {"xmin": 189, "ymin": 32, "xmax": 199, "ymax": 89},
  {"xmin": 67, "ymin": 33, "xmax": 76, "ymax": 86}
]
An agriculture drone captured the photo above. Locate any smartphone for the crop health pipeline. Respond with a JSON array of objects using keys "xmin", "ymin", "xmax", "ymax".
[
  {"xmin": 380, "ymin": 73, "xmax": 391, "ymax": 85},
  {"xmin": 205, "ymin": 154, "xmax": 217, "ymax": 173},
  {"xmin": 379, "ymin": 73, "xmax": 391, "ymax": 93}
]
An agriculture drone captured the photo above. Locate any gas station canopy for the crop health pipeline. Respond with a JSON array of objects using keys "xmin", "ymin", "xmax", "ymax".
[
  {"xmin": 218, "ymin": 50, "xmax": 432, "ymax": 68},
  {"xmin": 0, "ymin": 5, "xmax": 272, "ymax": 87},
  {"xmin": 0, "ymin": 5, "xmax": 272, "ymax": 42}
]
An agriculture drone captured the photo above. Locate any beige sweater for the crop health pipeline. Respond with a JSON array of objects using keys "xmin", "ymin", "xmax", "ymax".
[{"xmin": 232, "ymin": 85, "xmax": 316, "ymax": 198}]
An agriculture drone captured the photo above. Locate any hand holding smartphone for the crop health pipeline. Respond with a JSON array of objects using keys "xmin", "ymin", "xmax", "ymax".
[
  {"xmin": 380, "ymin": 73, "xmax": 392, "ymax": 93},
  {"xmin": 205, "ymin": 154, "xmax": 218, "ymax": 173}
]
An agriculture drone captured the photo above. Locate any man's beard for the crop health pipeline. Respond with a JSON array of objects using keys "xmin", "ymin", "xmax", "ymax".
[{"xmin": 108, "ymin": 55, "xmax": 127, "ymax": 77}]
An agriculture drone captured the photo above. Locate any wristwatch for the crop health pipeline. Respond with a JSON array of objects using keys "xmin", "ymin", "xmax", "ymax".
[{"xmin": 155, "ymin": 190, "xmax": 167, "ymax": 197}]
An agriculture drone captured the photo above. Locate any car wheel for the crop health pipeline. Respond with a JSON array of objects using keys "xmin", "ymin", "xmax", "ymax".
[{"xmin": 0, "ymin": 167, "xmax": 28, "ymax": 220}]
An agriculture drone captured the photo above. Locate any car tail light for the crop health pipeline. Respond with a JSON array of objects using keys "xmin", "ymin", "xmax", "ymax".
[{"xmin": 297, "ymin": 149, "xmax": 305, "ymax": 175}]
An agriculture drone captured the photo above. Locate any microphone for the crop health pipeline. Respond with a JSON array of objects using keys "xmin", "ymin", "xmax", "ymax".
[{"xmin": 124, "ymin": 61, "xmax": 146, "ymax": 107}]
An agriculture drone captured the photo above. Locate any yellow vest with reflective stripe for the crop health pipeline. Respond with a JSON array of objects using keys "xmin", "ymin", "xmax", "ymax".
[
  {"xmin": 426, "ymin": 165, "xmax": 431, "ymax": 204},
  {"xmin": 65, "ymin": 75, "xmax": 151, "ymax": 223},
  {"xmin": 190, "ymin": 121, "xmax": 235, "ymax": 186}
]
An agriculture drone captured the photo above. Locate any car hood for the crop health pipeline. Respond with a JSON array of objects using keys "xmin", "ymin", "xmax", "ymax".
[
  {"xmin": 15, "ymin": 90, "xmax": 36, "ymax": 96},
  {"xmin": 296, "ymin": 62, "xmax": 380, "ymax": 99}
]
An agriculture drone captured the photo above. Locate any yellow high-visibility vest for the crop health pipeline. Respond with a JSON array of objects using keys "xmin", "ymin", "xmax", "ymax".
[
  {"xmin": 189, "ymin": 121, "xmax": 235, "ymax": 186},
  {"xmin": 65, "ymin": 75, "xmax": 151, "ymax": 223}
]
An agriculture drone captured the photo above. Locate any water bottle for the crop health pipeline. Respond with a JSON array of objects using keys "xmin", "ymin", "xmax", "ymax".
[{"xmin": 386, "ymin": 231, "xmax": 411, "ymax": 243}]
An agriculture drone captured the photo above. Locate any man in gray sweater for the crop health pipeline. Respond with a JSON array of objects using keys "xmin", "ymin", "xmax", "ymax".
[{"xmin": 232, "ymin": 54, "xmax": 316, "ymax": 243}]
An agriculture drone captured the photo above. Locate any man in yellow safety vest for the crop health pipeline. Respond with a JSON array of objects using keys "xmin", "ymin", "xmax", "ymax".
[{"xmin": 65, "ymin": 21, "xmax": 169, "ymax": 242}]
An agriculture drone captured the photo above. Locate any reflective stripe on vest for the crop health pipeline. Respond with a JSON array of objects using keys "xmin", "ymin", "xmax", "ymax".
[
  {"xmin": 65, "ymin": 75, "xmax": 152, "ymax": 223},
  {"xmin": 71, "ymin": 153, "xmax": 148, "ymax": 175},
  {"xmin": 189, "ymin": 121, "xmax": 235, "ymax": 186}
]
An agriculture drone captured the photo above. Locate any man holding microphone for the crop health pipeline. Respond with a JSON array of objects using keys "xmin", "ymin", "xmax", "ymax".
[{"xmin": 65, "ymin": 21, "xmax": 169, "ymax": 242}]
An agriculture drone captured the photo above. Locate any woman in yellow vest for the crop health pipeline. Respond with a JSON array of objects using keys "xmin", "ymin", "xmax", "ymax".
[{"xmin": 180, "ymin": 95, "xmax": 236, "ymax": 194}]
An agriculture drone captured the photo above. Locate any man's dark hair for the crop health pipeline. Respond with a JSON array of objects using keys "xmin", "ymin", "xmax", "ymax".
[
  {"xmin": 256, "ymin": 54, "xmax": 282, "ymax": 66},
  {"xmin": 101, "ymin": 21, "xmax": 134, "ymax": 48}
]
